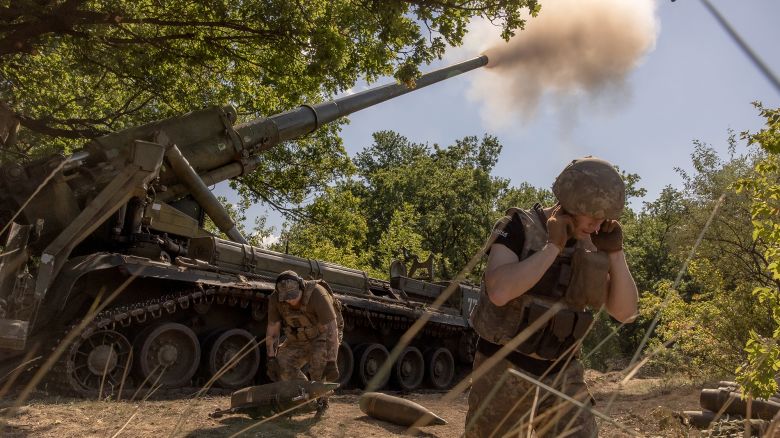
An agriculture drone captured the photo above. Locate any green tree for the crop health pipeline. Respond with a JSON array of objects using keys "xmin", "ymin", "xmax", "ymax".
[
  {"xmin": 374, "ymin": 204, "xmax": 431, "ymax": 277},
  {"xmin": 278, "ymin": 131, "xmax": 510, "ymax": 280},
  {"xmin": 496, "ymin": 182, "xmax": 556, "ymax": 212},
  {"xmin": 203, "ymin": 196, "xmax": 275, "ymax": 247},
  {"xmin": 353, "ymin": 131, "xmax": 508, "ymax": 279},
  {"xmin": 636, "ymin": 137, "xmax": 775, "ymax": 378},
  {"xmin": 624, "ymin": 186, "xmax": 686, "ymax": 293},
  {"xmin": 270, "ymin": 183, "xmax": 377, "ymax": 275},
  {"xmin": 735, "ymin": 104, "xmax": 780, "ymax": 398},
  {"xmin": 1, "ymin": 1, "xmax": 541, "ymax": 222}
]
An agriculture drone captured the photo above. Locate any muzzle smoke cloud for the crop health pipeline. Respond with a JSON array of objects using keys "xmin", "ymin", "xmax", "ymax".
[{"xmin": 460, "ymin": 0, "xmax": 658, "ymax": 129}]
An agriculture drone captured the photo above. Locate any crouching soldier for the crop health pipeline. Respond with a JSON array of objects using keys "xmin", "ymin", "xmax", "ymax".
[{"xmin": 265, "ymin": 270, "xmax": 343, "ymax": 415}]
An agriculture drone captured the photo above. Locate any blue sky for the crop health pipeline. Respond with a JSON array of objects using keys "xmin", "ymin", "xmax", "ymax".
[{"xmin": 218, "ymin": 0, "xmax": 780, "ymax": 242}]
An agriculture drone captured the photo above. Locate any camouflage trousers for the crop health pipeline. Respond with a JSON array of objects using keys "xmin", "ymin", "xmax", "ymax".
[
  {"xmin": 277, "ymin": 338, "xmax": 329, "ymax": 383},
  {"xmin": 465, "ymin": 351, "xmax": 597, "ymax": 438}
]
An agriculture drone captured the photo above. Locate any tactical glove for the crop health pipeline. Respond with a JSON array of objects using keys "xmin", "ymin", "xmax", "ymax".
[
  {"xmin": 323, "ymin": 360, "xmax": 339, "ymax": 382},
  {"xmin": 266, "ymin": 356, "xmax": 281, "ymax": 382},
  {"xmin": 546, "ymin": 206, "xmax": 573, "ymax": 251},
  {"xmin": 591, "ymin": 220, "xmax": 623, "ymax": 253}
]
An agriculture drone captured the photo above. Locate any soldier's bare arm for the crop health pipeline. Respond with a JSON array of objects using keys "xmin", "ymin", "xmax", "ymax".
[
  {"xmin": 604, "ymin": 250, "xmax": 638, "ymax": 323},
  {"xmin": 266, "ymin": 321, "xmax": 281, "ymax": 357},
  {"xmin": 484, "ymin": 243, "xmax": 560, "ymax": 306},
  {"xmin": 320, "ymin": 319, "xmax": 339, "ymax": 361}
]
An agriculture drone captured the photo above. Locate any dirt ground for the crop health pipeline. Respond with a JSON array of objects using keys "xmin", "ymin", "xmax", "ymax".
[{"xmin": 0, "ymin": 370, "xmax": 709, "ymax": 437}]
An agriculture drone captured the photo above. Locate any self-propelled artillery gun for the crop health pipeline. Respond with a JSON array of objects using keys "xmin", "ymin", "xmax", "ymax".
[{"xmin": 0, "ymin": 57, "xmax": 486, "ymax": 396}]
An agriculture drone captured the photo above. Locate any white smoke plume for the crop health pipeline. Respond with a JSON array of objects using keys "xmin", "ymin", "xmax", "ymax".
[{"xmin": 454, "ymin": 0, "xmax": 659, "ymax": 130}]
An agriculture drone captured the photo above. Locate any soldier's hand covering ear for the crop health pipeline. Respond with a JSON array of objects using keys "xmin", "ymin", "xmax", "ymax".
[
  {"xmin": 591, "ymin": 220, "xmax": 623, "ymax": 253},
  {"xmin": 266, "ymin": 357, "xmax": 281, "ymax": 382},
  {"xmin": 324, "ymin": 360, "xmax": 339, "ymax": 382},
  {"xmin": 547, "ymin": 206, "xmax": 573, "ymax": 251}
]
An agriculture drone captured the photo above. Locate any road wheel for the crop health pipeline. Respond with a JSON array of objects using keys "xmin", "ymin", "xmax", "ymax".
[
  {"xmin": 393, "ymin": 346, "xmax": 424, "ymax": 391},
  {"xmin": 353, "ymin": 343, "xmax": 390, "ymax": 390},
  {"xmin": 203, "ymin": 328, "xmax": 259, "ymax": 389},
  {"xmin": 135, "ymin": 322, "xmax": 200, "ymax": 388},
  {"xmin": 425, "ymin": 347, "xmax": 455, "ymax": 390},
  {"xmin": 66, "ymin": 329, "xmax": 132, "ymax": 397},
  {"xmin": 337, "ymin": 341, "xmax": 354, "ymax": 387}
]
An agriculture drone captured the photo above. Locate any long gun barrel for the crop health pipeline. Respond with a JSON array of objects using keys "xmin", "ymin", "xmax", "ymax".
[
  {"xmin": 90, "ymin": 55, "xmax": 489, "ymax": 201},
  {"xmin": 239, "ymin": 55, "xmax": 489, "ymax": 149}
]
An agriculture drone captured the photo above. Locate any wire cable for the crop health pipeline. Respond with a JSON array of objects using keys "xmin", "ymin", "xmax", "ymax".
[{"xmin": 699, "ymin": 0, "xmax": 780, "ymax": 94}]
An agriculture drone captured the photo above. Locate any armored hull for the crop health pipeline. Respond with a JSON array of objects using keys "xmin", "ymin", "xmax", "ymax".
[{"xmin": 2, "ymin": 238, "xmax": 477, "ymax": 396}]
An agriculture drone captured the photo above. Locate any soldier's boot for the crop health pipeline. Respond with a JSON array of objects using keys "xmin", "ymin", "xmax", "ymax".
[{"xmin": 315, "ymin": 397, "xmax": 329, "ymax": 417}]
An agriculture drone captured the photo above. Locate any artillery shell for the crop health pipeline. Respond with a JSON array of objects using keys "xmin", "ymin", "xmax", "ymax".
[
  {"xmin": 359, "ymin": 392, "xmax": 447, "ymax": 427},
  {"xmin": 700, "ymin": 388, "xmax": 780, "ymax": 420},
  {"xmin": 225, "ymin": 380, "xmax": 339, "ymax": 419}
]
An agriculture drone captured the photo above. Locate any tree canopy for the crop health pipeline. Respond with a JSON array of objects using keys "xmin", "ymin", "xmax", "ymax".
[
  {"xmin": 1, "ymin": 0, "xmax": 540, "ymax": 215},
  {"xmin": 0, "ymin": 0, "xmax": 538, "ymax": 156},
  {"xmin": 274, "ymin": 131, "xmax": 509, "ymax": 281}
]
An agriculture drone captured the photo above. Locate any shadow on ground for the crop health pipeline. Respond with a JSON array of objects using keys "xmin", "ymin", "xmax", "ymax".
[
  {"xmin": 354, "ymin": 415, "xmax": 442, "ymax": 437},
  {"xmin": 185, "ymin": 414, "xmax": 321, "ymax": 437}
]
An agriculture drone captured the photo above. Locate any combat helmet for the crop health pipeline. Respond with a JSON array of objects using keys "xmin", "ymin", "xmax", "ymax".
[
  {"xmin": 552, "ymin": 157, "xmax": 625, "ymax": 219},
  {"xmin": 275, "ymin": 270, "xmax": 305, "ymax": 301}
]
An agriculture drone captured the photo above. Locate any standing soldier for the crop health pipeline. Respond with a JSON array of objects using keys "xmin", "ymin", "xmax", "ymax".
[
  {"xmin": 265, "ymin": 270, "xmax": 343, "ymax": 415},
  {"xmin": 465, "ymin": 157, "xmax": 639, "ymax": 437}
]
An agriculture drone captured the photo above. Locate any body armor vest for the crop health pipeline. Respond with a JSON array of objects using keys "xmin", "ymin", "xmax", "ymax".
[
  {"xmin": 469, "ymin": 206, "xmax": 610, "ymax": 360},
  {"xmin": 277, "ymin": 281, "xmax": 344, "ymax": 343},
  {"xmin": 278, "ymin": 282, "xmax": 320, "ymax": 342}
]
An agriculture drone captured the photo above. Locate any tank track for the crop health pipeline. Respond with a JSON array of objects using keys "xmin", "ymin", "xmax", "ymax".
[
  {"xmin": 44, "ymin": 287, "xmax": 468, "ymax": 397},
  {"xmin": 47, "ymin": 286, "xmax": 266, "ymax": 398}
]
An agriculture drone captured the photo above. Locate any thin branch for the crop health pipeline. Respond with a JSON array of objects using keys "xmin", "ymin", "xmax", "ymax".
[
  {"xmin": 17, "ymin": 114, "xmax": 104, "ymax": 138},
  {"xmin": 242, "ymin": 183, "xmax": 310, "ymax": 223}
]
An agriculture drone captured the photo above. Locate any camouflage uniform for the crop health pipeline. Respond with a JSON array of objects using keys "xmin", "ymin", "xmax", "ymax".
[
  {"xmin": 270, "ymin": 279, "xmax": 343, "ymax": 382},
  {"xmin": 465, "ymin": 205, "xmax": 600, "ymax": 438},
  {"xmin": 465, "ymin": 351, "xmax": 596, "ymax": 438},
  {"xmin": 466, "ymin": 157, "xmax": 625, "ymax": 438},
  {"xmin": 277, "ymin": 335, "xmax": 329, "ymax": 382}
]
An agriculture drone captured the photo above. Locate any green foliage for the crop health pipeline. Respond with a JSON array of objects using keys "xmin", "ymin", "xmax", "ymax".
[
  {"xmin": 639, "ymin": 270, "xmax": 763, "ymax": 378},
  {"xmin": 1, "ymin": 0, "xmax": 538, "ymax": 156},
  {"xmin": 352, "ymin": 131, "xmax": 508, "ymax": 279},
  {"xmin": 270, "ymin": 184, "xmax": 379, "ymax": 276},
  {"xmin": 233, "ymin": 122, "xmax": 356, "ymax": 213},
  {"xmin": 630, "ymin": 135, "xmax": 777, "ymax": 381},
  {"xmin": 739, "ymin": 331, "xmax": 780, "ymax": 397},
  {"xmin": 623, "ymin": 186, "xmax": 685, "ymax": 293},
  {"xmin": 733, "ymin": 104, "xmax": 780, "ymax": 399},
  {"xmin": 581, "ymin": 311, "xmax": 627, "ymax": 372},
  {"xmin": 497, "ymin": 182, "xmax": 555, "ymax": 212},
  {"xmin": 618, "ymin": 166, "xmax": 648, "ymax": 201},
  {"xmin": 279, "ymin": 131, "xmax": 510, "ymax": 280},
  {"xmin": 670, "ymin": 138, "xmax": 768, "ymax": 297},
  {"xmin": 743, "ymin": 103, "xmax": 780, "ymax": 154},
  {"xmin": 374, "ymin": 204, "xmax": 432, "ymax": 276}
]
